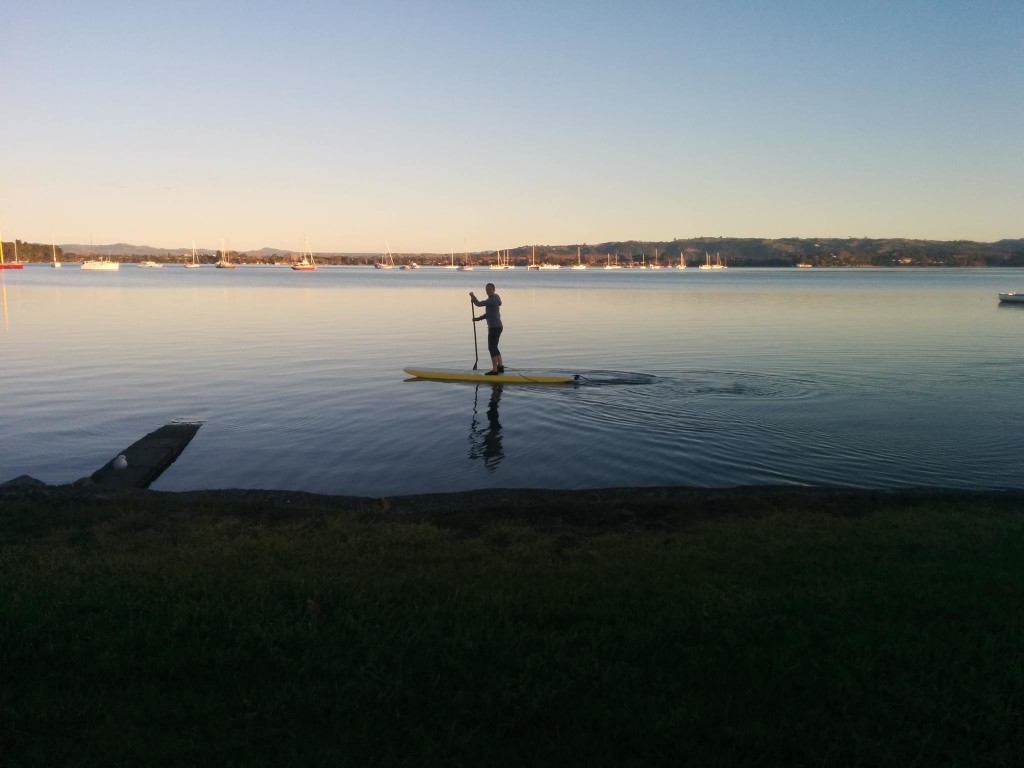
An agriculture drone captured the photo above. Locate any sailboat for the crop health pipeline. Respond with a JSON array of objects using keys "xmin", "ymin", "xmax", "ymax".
[
  {"xmin": 81, "ymin": 257, "xmax": 119, "ymax": 270},
  {"xmin": 489, "ymin": 249, "xmax": 514, "ymax": 270},
  {"xmin": 603, "ymin": 253, "xmax": 622, "ymax": 270},
  {"xmin": 649, "ymin": 248, "xmax": 663, "ymax": 269},
  {"xmin": 81, "ymin": 241, "xmax": 120, "ymax": 271},
  {"xmin": 675, "ymin": 253, "xmax": 687, "ymax": 269},
  {"xmin": 570, "ymin": 246, "xmax": 587, "ymax": 270},
  {"xmin": 445, "ymin": 249, "xmax": 459, "ymax": 269},
  {"xmin": 184, "ymin": 241, "xmax": 201, "ymax": 268},
  {"xmin": 292, "ymin": 237, "xmax": 317, "ymax": 271},
  {"xmin": 698, "ymin": 252, "xmax": 726, "ymax": 270},
  {"xmin": 527, "ymin": 245, "xmax": 540, "ymax": 270},
  {"xmin": 375, "ymin": 241, "xmax": 395, "ymax": 269},
  {"xmin": 216, "ymin": 239, "xmax": 236, "ymax": 269},
  {"xmin": 0, "ymin": 231, "xmax": 25, "ymax": 270},
  {"xmin": 51, "ymin": 237, "xmax": 62, "ymax": 268},
  {"xmin": 458, "ymin": 244, "xmax": 474, "ymax": 271}
]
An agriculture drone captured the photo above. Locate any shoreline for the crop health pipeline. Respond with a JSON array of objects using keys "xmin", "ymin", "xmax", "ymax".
[{"xmin": 4, "ymin": 474, "xmax": 1021, "ymax": 528}]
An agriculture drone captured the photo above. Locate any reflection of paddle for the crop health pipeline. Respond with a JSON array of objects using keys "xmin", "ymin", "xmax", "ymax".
[{"xmin": 470, "ymin": 296, "xmax": 479, "ymax": 369}]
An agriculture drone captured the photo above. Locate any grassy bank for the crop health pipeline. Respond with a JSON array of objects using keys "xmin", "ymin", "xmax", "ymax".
[{"xmin": 2, "ymin": 487, "xmax": 1023, "ymax": 766}]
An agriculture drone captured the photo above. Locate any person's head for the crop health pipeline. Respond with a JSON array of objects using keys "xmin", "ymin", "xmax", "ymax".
[{"xmin": 485, "ymin": 283, "xmax": 495, "ymax": 294}]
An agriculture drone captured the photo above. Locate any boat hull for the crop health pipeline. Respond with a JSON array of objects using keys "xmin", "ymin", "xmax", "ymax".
[
  {"xmin": 404, "ymin": 367, "xmax": 577, "ymax": 384},
  {"xmin": 998, "ymin": 293, "xmax": 1024, "ymax": 304}
]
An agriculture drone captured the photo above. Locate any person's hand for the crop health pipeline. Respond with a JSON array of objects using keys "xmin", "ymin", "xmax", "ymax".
[{"xmin": 469, "ymin": 292, "xmax": 476, "ymax": 299}]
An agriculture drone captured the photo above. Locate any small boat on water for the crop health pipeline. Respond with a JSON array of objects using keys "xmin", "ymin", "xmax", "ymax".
[
  {"xmin": 81, "ymin": 256, "xmax": 120, "ymax": 271},
  {"xmin": 698, "ymin": 251, "xmax": 726, "ymax": 270},
  {"xmin": 375, "ymin": 241, "xmax": 395, "ymax": 269},
  {"xmin": 292, "ymin": 238, "xmax": 317, "ymax": 271},
  {"xmin": 215, "ymin": 238, "xmax": 236, "ymax": 269},
  {"xmin": 570, "ymin": 246, "xmax": 587, "ymax": 270},
  {"xmin": 0, "ymin": 233, "xmax": 25, "ymax": 269},
  {"xmin": 184, "ymin": 242, "xmax": 202, "ymax": 268},
  {"xmin": 138, "ymin": 260, "xmax": 162, "ymax": 268},
  {"xmin": 998, "ymin": 292, "xmax": 1024, "ymax": 304}
]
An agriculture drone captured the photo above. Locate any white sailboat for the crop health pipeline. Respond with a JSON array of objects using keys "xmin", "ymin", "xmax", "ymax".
[
  {"xmin": 445, "ymin": 249, "xmax": 459, "ymax": 269},
  {"xmin": 375, "ymin": 240, "xmax": 395, "ymax": 269},
  {"xmin": 490, "ymin": 249, "xmax": 514, "ymax": 270},
  {"xmin": 51, "ymin": 237, "xmax": 61, "ymax": 268},
  {"xmin": 215, "ymin": 239, "xmax": 236, "ymax": 269},
  {"xmin": 81, "ymin": 258, "xmax": 119, "ymax": 270},
  {"xmin": 539, "ymin": 248, "xmax": 561, "ymax": 270},
  {"xmin": 698, "ymin": 252, "xmax": 726, "ymax": 270},
  {"xmin": 675, "ymin": 252, "xmax": 687, "ymax": 269},
  {"xmin": 603, "ymin": 253, "xmax": 622, "ymax": 270},
  {"xmin": 570, "ymin": 246, "xmax": 587, "ymax": 270},
  {"xmin": 458, "ymin": 244, "xmax": 474, "ymax": 271},
  {"xmin": 184, "ymin": 241, "xmax": 201, "ymax": 268},
  {"xmin": 649, "ymin": 248, "xmax": 663, "ymax": 269},
  {"xmin": 81, "ymin": 242, "xmax": 119, "ymax": 271}
]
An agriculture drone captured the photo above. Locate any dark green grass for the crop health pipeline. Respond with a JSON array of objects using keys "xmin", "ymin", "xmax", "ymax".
[{"xmin": 2, "ymin": 491, "xmax": 1023, "ymax": 766}]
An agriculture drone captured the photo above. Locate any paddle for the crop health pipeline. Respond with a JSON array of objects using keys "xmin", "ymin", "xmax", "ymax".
[{"xmin": 471, "ymin": 296, "xmax": 479, "ymax": 369}]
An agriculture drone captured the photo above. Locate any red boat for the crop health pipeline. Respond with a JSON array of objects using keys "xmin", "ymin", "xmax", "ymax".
[
  {"xmin": 0, "ymin": 232, "xmax": 25, "ymax": 269},
  {"xmin": 291, "ymin": 238, "xmax": 318, "ymax": 271}
]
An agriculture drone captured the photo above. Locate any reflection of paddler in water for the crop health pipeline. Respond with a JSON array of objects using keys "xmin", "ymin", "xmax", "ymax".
[{"xmin": 468, "ymin": 384, "xmax": 503, "ymax": 471}]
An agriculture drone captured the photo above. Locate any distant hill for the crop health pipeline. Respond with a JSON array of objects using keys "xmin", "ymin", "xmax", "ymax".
[{"xmin": 59, "ymin": 243, "xmax": 218, "ymax": 257}]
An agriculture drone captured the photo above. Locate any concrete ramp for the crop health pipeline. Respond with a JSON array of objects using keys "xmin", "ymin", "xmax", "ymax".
[{"xmin": 89, "ymin": 422, "xmax": 202, "ymax": 489}]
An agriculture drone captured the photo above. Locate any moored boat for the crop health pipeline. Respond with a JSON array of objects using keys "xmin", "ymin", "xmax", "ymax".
[
  {"xmin": 998, "ymin": 292, "xmax": 1024, "ymax": 304},
  {"xmin": 292, "ymin": 237, "xmax": 317, "ymax": 270},
  {"xmin": 0, "ymin": 233, "xmax": 25, "ymax": 269},
  {"xmin": 375, "ymin": 241, "xmax": 395, "ymax": 269},
  {"xmin": 184, "ymin": 242, "xmax": 202, "ymax": 268},
  {"xmin": 81, "ymin": 256, "xmax": 120, "ymax": 270}
]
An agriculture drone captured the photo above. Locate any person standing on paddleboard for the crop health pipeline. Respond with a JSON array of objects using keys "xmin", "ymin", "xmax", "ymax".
[{"xmin": 470, "ymin": 283, "xmax": 504, "ymax": 375}]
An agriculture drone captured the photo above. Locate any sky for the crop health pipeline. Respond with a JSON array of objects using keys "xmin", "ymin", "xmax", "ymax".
[{"xmin": 3, "ymin": 0, "xmax": 1022, "ymax": 253}]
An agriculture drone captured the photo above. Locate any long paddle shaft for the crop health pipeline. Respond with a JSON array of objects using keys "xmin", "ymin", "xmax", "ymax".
[{"xmin": 471, "ymin": 298, "xmax": 479, "ymax": 369}]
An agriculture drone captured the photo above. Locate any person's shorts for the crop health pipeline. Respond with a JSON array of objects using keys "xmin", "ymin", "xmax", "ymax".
[{"xmin": 487, "ymin": 326, "xmax": 502, "ymax": 356}]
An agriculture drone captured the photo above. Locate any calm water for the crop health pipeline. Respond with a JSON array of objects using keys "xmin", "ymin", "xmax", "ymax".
[{"xmin": 2, "ymin": 265, "xmax": 1023, "ymax": 494}]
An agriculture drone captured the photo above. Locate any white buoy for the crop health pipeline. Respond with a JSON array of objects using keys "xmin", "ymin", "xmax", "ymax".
[{"xmin": 113, "ymin": 454, "xmax": 128, "ymax": 470}]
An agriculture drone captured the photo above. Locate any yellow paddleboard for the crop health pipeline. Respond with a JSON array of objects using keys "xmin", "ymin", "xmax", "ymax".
[{"xmin": 403, "ymin": 367, "xmax": 577, "ymax": 384}]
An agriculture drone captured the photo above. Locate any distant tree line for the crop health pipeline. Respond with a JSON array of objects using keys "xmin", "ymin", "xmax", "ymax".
[
  {"xmin": 493, "ymin": 238, "xmax": 1024, "ymax": 268},
  {"xmin": 6, "ymin": 237, "xmax": 1024, "ymax": 268}
]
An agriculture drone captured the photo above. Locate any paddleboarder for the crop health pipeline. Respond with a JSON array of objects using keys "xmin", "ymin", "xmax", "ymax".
[{"xmin": 470, "ymin": 283, "xmax": 504, "ymax": 375}]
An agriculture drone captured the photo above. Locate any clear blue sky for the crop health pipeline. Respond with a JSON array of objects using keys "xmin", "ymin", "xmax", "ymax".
[{"xmin": 3, "ymin": 0, "xmax": 1021, "ymax": 252}]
